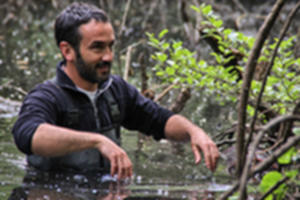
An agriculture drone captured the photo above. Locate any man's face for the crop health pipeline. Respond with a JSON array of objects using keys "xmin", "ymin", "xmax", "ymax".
[{"xmin": 74, "ymin": 19, "xmax": 115, "ymax": 83}]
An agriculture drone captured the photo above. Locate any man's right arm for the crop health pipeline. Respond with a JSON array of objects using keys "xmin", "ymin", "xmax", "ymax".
[
  {"xmin": 31, "ymin": 123, "xmax": 132, "ymax": 179},
  {"xmin": 12, "ymin": 84, "xmax": 132, "ymax": 179}
]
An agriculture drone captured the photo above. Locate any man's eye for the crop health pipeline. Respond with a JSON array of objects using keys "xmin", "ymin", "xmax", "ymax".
[{"xmin": 93, "ymin": 45, "xmax": 105, "ymax": 49}]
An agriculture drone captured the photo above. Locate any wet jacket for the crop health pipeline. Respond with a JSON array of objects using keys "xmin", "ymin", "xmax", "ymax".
[{"xmin": 12, "ymin": 63, "xmax": 173, "ymax": 172}]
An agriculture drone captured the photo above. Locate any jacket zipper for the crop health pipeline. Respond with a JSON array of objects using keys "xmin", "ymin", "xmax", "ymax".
[{"xmin": 78, "ymin": 77, "xmax": 113, "ymax": 130}]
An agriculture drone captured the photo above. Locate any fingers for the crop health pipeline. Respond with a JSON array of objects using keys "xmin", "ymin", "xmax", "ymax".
[
  {"xmin": 191, "ymin": 144, "xmax": 201, "ymax": 164},
  {"xmin": 110, "ymin": 155, "xmax": 117, "ymax": 177},
  {"xmin": 109, "ymin": 150, "xmax": 132, "ymax": 180},
  {"xmin": 191, "ymin": 140, "xmax": 219, "ymax": 172},
  {"xmin": 203, "ymin": 143, "xmax": 219, "ymax": 172},
  {"xmin": 97, "ymin": 136, "xmax": 132, "ymax": 180}
]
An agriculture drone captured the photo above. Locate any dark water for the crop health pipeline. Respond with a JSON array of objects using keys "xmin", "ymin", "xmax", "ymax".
[{"xmin": 0, "ymin": 117, "xmax": 233, "ymax": 200}]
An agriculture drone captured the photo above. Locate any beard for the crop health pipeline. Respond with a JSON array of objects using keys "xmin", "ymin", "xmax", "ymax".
[{"xmin": 74, "ymin": 51, "xmax": 111, "ymax": 84}]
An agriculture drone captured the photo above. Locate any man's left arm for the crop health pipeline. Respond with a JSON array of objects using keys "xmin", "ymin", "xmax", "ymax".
[{"xmin": 164, "ymin": 114, "xmax": 219, "ymax": 172}]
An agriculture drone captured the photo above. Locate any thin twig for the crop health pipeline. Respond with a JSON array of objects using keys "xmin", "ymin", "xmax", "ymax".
[
  {"xmin": 231, "ymin": 0, "xmax": 248, "ymax": 14},
  {"xmin": 154, "ymin": 83, "xmax": 177, "ymax": 102},
  {"xmin": 0, "ymin": 80, "xmax": 27, "ymax": 96},
  {"xmin": 216, "ymin": 139, "xmax": 236, "ymax": 147},
  {"xmin": 123, "ymin": 42, "xmax": 142, "ymax": 81},
  {"xmin": 141, "ymin": 1, "xmax": 159, "ymax": 30},
  {"xmin": 118, "ymin": 0, "xmax": 132, "ymax": 38},
  {"xmin": 123, "ymin": 45, "xmax": 133, "ymax": 81}
]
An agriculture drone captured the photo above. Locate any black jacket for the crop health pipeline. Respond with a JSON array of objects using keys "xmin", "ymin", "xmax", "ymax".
[{"xmin": 12, "ymin": 63, "xmax": 174, "ymax": 155}]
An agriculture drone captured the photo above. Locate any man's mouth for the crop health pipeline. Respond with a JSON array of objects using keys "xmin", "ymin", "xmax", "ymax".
[{"xmin": 96, "ymin": 62, "xmax": 111, "ymax": 69}]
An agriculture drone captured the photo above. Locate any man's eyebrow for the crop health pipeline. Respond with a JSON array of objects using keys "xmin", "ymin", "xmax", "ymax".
[{"xmin": 89, "ymin": 40, "xmax": 114, "ymax": 48}]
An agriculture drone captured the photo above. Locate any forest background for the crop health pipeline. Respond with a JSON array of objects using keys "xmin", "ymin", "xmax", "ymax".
[{"xmin": 1, "ymin": 0, "xmax": 300, "ymax": 199}]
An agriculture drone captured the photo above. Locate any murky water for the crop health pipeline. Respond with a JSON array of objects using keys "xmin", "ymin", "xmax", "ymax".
[{"xmin": 0, "ymin": 117, "xmax": 233, "ymax": 200}]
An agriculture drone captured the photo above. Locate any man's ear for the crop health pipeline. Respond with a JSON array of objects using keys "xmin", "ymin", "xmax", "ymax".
[{"xmin": 59, "ymin": 41, "xmax": 76, "ymax": 62}]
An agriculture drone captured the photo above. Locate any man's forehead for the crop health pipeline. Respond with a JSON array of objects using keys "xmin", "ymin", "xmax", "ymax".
[{"xmin": 79, "ymin": 19, "xmax": 115, "ymax": 41}]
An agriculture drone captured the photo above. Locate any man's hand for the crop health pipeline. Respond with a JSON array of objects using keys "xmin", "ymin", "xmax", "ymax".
[
  {"xmin": 164, "ymin": 115, "xmax": 220, "ymax": 172},
  {"xmin": 96, "ymin": 135, "xmax": 133, "ymax": 180},
  {"xmin": 189, "ymin": 128, "xmax": 219, "ymax": 172}
]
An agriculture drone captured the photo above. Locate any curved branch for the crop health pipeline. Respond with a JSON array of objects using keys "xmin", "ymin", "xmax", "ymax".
[
  {"xmin": 220, "ymin": 122, "xmax": 300, "ymax": 200},
  {"xmin": 235, "ymin": 0, "xmax": 286, "ymax": 179},
  {"xmin": 239, "ymin": 115, "xmax": 300, "ymax": 200},
  {"xmin": 245, "ymin": 0, "xmax": 300, "ymax": 163}
]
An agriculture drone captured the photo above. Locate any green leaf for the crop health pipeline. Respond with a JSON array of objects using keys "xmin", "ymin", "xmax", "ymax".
[
  {"xmin": 187, "ymin": 76, "xmax": 193, "ymax": 85},
  {"xmin": 296, "ymin": 58, "xmax": 300, "ymax": 65},
  {"xmin": 198, "ymin": 60, "xmax": 207, "ymax": 67},
  {"xmin": 159, "ymin": 29, "xmax": 169, "ymax": 39},
  {"xmin": 172, "ymin": 41, "xmax": 183, "ymax": 50},
  {"xmin": 145, "ymin": 32, "xmax": 154, "ymax": 38},
  {"xmin": 156, "ymin": 71, "xmax": 164, "ymax": 77},
  {"xmin": 285, "ymin": 170, "xmax": 298, "ymax": 179},
  {"xmin": 260, "ymin": 171, "xmax": 282, "ymax": 193},
  {"xmin": 166, "ymin": 66, "xmax": 175, "ymax": 75},
  {"xmin": 284, "ymin": 58, "xmax": 296, "ymax": 68},
  {"xmin": 156, "ymin": 53, "xmax": 167, "ymax": 63},
  {"xmin": 162, "ymin": 42, "xmax": 170, "ymax": 50},
  {"xmin": 213, "ymin": 19, "xmax": 223, "ymax": 28},
  {"xmin": 223, "ymin": 28, "xmax": 232, "ymax": 36},
  {"xmin": 190, "ymin": 5, "xmax": 200, "ymax": 13},
  {"xmin": 278, "ymin": 147, "xmax": 296, "ymax": 165},
  {"xmin": 202, "ymin": 5, "xmax": 212, "ymax": 15},
  {"xmin": 293, "ymin": 127, "xmax": 300, "ymax": 135}
]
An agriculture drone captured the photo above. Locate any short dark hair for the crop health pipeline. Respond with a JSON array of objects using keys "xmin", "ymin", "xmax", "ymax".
[{"xmin": 55, "ymin": 2, "xmax": 109, "ymax": 50}]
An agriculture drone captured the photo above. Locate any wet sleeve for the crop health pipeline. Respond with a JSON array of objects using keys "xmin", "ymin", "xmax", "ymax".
[
  {"xmin": 12, "ymin": 85, "xmax": 58, "ymax": 155},
  {"xmin": 117, "ymin": 77, "xmax": 174, "ymax": 140}
]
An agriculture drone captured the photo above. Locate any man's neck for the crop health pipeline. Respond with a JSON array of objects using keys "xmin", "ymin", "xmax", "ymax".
[{"xmin": 63, "ymin": 63, "xmax": 98, "ymax": 92}]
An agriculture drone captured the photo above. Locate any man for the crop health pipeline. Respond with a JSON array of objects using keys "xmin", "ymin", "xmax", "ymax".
[{"xmin": 12, "ymin": 2, "xmax": 219, "ymax": 180}]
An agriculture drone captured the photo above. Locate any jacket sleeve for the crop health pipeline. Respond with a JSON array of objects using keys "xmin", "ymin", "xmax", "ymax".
[
  {"xmin": 113, "ymin": 76, "xmax": 174, "ymax": 140},
  {"xmin": 12, "ymin": 83, "xmax": 59, "ymax": 155}
]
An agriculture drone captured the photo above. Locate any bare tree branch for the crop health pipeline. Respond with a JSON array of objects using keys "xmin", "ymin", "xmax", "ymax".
[
  {"xmin": 239, "ymin": 115, "xmax": 300, "ymax": 200},
  {"xmin": 231, "ymin": 0, "xmax": 248, "ymax": 14},
  {"xmin": 169, "ymin": 87, "xmax": 191, "ymax": 113},
  {"xmin": 236, "ymin": 0, "xmax": 286, "ymax": 180},
  {"xmin": 118, "ymin": 0, "xmax": 132, "ymax": 38},
  {"xmin": 245, "ymin": 0, "xmax": 300, "ymax": 165},
  {"xmin": 123, "ymin": 42, "xmax": 142, "ymax": 81},
  {"xmin": 123, "ymin": 45, "xmax": 133, "ymax": 81},
  {"xmin": 221, "ymin": 125, "xmax": 300, "ymax": 200},
  {"xmin": 154, "ymin": 83, "xmax": 177, "ymax": 102}
]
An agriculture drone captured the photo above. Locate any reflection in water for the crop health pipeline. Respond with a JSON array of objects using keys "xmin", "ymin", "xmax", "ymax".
[
  {"xmin": 7, "ymin": 167, "xmax": 225, "ymax": 200},
  {"xmin": 8, "ymin": 169, "xmax": 207, "ymax": 200},
  {"xmin": 8, "ymin": 169, "xmax": 131, "ymax": 200}
]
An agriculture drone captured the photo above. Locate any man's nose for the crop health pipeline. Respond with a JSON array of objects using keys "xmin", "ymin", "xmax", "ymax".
[{"xmin": 102, "ymin": 47, "xmax": 113, "ymax": 62}]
